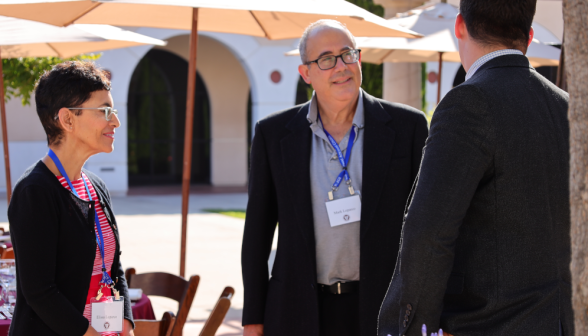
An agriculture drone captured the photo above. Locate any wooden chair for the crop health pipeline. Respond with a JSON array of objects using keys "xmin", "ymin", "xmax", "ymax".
[
  {"xmin": 199, "ymin": 286, "xmax": 235, "ymax": 336},
  {"xmin": 125, "ymin": 268, "xmax": 200, "ymax": 336},
  {"xmin": 1, "ymin": 248, "xmax": 14, "ymax": 259},
  {"xmin": 0, "ymin": 244, "xmax": 7, "ymax": 258},
  {"xmin": 134, "ymin": 311, "xmax": 175, "ymax": 336}
]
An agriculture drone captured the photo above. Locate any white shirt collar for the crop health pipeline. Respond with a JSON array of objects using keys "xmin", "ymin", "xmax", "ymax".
[{"xmin": 465, "ymin": 49, "xmax": 524, "ymax": 81}]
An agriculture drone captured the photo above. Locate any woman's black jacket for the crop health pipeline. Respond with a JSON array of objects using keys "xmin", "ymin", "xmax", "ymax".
[{"xmin": 7, "ymin": 161, "xmax": 133, "ymax": 336}]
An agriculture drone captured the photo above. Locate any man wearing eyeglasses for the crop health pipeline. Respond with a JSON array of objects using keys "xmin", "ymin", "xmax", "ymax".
[{"xmin": 241, "ymin": 20, "xmax": 428, "ymax": 336}]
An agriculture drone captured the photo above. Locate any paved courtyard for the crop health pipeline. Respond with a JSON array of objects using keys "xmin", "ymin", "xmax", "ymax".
[{"xmin": 0, "ymin": 192, "xmax": 275, "ymax": 336}]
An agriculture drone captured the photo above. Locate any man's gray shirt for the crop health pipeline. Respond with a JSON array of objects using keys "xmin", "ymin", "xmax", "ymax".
[{"xmin": 307, "ymin": 90, "xmax": 364, "ymax": 285}]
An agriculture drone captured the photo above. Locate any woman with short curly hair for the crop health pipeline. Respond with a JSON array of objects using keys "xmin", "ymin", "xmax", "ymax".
[{"xmin": 8, "ymin": 61, "xmax": 134, "ymax": 336}]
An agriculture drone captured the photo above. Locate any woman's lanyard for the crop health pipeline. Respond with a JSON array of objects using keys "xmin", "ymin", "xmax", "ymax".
[
  {"xmin": 48, "ymin": 149, "xmax": 114, "ymax": 287},
  {"xmin": 318, "ymin": 112, "xmax": 356, "ymax": 201}
]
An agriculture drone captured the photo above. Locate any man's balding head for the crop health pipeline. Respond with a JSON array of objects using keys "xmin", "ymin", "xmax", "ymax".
[
  {"xmin": 297, "ymin": 19, "xmax": 362, "ymax": 106},
  {"xmin": 299, "ymin": 20, "xmax": 357, "ymax": 64}
]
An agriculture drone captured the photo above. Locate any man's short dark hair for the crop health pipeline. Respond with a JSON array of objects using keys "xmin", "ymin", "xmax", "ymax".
[
  {"xmin": 35, "ymin": 61, "xmax": 111, "ymax": 146},
  {"xmin": 460, "ymin": 0, "xmax": 536, "ymax": 50}
]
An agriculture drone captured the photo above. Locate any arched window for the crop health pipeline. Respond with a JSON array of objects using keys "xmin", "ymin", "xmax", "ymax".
[{"xmin": 128, "ymin": 49, "xmax": 211, "ymax": 185}]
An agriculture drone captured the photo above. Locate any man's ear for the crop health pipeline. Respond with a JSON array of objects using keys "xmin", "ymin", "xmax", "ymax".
[
  {"xmin": 298, "ymin": 64, "xmax": 311, "ymax": 85},
  {"xmin": 528, "ymin": 26, "xmax": 535, "ymax": 47},
  {"xmin": 454, "ymin": 13, "xmax": 467, "ymax": 40}
]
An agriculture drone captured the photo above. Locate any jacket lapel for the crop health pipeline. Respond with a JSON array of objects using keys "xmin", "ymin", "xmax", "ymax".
[
  {"xmin": 360, "ymin": 92, "xmax": 396, "ymax": 238},
  {"xmin": 280, "ymin": 103, "xmax": 317, "ymax": 269}
]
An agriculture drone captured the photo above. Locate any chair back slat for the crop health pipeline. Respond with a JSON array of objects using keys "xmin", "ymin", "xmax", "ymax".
[
  {"xmin": 164, "ymin": 314, "xmax": 176, "ymax": 336},
  {"xmin": 1, "ymin": 247, "xmax": 14, "ymax": 259},
  {"xmin": 129, "ymin": 272, "xmax": 188, "ymax": 302},
  {"xmin": 0, "ymin": 244, "xmax": 7, "ymax": 258},
  {"xmin": 220, "ymin": 287, "xmax": 235, "ymax": 299},
  {"xmin": 170, "ymin": 275, "xmax": 199, "ymax": 336},
  {"xmin": 134, "ymin": 311, "xmax": 175, "ymax": 336},
  {"xmin": 125, "ymin": 268, "xmax": 200, "ymax": 336},
  {"xmin": 199, "ymin": 286, "xmax": 235, "ymax": 336}
]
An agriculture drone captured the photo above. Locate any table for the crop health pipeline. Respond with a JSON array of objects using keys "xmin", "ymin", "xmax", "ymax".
[
  {"xmin": 0, "ymin": 317, "xmax": 8, "ymax": 335},
  {"xmin": 131, "ymin": 293, "xmax": 156, "ymax": 320},
  {"xmin": 0, "ymin": 293, "xmax": 156, "ymax": 335}
]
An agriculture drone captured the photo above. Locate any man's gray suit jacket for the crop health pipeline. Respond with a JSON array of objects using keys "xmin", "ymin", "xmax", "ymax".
[{"xmin": 378, "ymin": 55, "xmax": 572, "ymax": 336}]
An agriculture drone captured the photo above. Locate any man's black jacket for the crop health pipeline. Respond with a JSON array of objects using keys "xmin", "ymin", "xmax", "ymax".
[
  {"xmin": 242, "ymin": 90, "xmax": 428, "ymax": 336},
  {"xmin": 378, "ymin": 55, "xmax": 572, "ymax": 336}
]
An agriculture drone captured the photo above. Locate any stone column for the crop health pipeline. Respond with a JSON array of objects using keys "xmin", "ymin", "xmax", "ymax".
[{"xmin": 374, "ymin": 0, "xmax": 425, "ymax": 110}]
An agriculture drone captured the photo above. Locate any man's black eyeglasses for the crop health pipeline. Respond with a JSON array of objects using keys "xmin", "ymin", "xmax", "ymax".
[{"xmin": 305, "ymin": 49, "xmax": 361, "ymax": 70}]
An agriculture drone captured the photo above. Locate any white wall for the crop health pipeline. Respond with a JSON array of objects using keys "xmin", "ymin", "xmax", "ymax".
[
  {"xmin": 0, "ymin": 140, "xmax": 48, "ymax": 194},
  {"xmin": 85, "ymin": 44, "xmax": 153, "ymax": 196},
  {"xmin": 424, "ymin": 61, "xmax": 461, "ymax": 113},
  {"xmin": 1, "ymin": 29, "xmax": 302, "ymax": 194},
  {"xmin": 199, "ymin": 32, "xmax": 301, "ymax": 132},
  {"xmin": 0, "ymin": 95, "xmax": 50, "ymax": 194},
  {"xmin": 157, "ymin": 34, "xmax": 251, "ymax": 186}
]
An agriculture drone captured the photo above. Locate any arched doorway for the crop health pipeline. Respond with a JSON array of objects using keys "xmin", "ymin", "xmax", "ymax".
[{"xmin": 127, "ymin": 49, "xmax": 211, "ymax": 186}]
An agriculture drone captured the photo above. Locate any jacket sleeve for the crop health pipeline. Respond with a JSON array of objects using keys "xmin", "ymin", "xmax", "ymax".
[
  {"xmin": 378, "ymin": 84, "xmax": 494, "ymax": 336},
  {"xmin": 412, "ymin": 114, "xmax": 429, "ymax": 181},
  {"xmin": 241, "ymin": 121, "xmax": 279, "ymax": 325},
  {"xmin": 114, "ymin": 260, "xmax": 133, "ymax": 327},
  {"xmin": 9, "ymin": 185, "xmax": 90, "ymax": 336}
]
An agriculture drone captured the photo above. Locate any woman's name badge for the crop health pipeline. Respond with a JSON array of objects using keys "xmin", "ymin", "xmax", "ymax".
[
  {"xmin": 325, "ymin": 194, "xmax": 362, "ymax": 227},
  {"xmin": 90, "ymin": 297, "xmax": 124, "ymax": 332}
]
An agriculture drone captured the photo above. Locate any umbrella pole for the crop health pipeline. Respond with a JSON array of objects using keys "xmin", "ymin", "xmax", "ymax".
[
  {"xmin": 437, "ymin": 52, "xmax": 443, "ymax": 105},
  {"xmin": 180, "ymin": 7, "xmax": 199, "ymax": 278},
  {"xmin": 0, "ymin": 51, "xmax": 11, "ymax": 204}
]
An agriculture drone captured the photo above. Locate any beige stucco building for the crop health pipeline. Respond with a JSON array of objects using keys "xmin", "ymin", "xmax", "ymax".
[
  {"xmin": 1, "ymin": 30, "xmax": 301, "ymax": 195},
  {"xmin": 0, "ymin": 0, "xmax": 563, "ymax": 196}
]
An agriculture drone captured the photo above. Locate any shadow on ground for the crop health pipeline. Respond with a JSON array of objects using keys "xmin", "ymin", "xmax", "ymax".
[
  {"xmin": 110, "ymin": 193, "xmax": 247, "ymax": 216},
  {"xmin": 185, "ymin": 307, "xmax": 244, "ymax": 336}
]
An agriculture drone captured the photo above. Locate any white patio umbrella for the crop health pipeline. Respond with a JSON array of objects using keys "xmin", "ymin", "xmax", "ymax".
[
  {"xmin": 352, "ymin": 31, "xmax": 559, "ymax": 66},
  {"xmin": 0, "ymin": 17, "xmax": 165, "ymax": 58},
  {"xmin": 0, "ymin": 0, "xmax": 420, "ymax": 39},
  {"xmin": 287, "ymin": 29, "xmax": 560, "ymax": 104},
  {"xmin": 0, "ymin": 15, "xmax": 166, "ymax": 203},
  {"xmin": 386, "ymin": 2, "xmax": 560, "ymax": 102},
  {"xmin": 0, "ymin": 0, "xmax": 422, "ymax": 277},
  {"xmin": 393, "ymin": 2, "xmax": 560, "ymax": 44},
  {"xmin": 287, "ymin": 3, "xmax": 562, "ymax": 104}
]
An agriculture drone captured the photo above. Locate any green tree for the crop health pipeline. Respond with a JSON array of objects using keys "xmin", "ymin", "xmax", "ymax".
[
  {"xmin": 346, "ymin": 0, "xmax": 384, "ymax": 17},
  {"xmin": 2, "ymin": 54, "xmax": 100, "ymax": 106},
  {"xmin": 346, "ymin": 0, "xmax": 384, "ymax": 98}
]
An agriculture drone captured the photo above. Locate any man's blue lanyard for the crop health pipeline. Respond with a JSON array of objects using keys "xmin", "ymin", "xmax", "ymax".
[
  {"xmin": 48, "ymin": 150, "xmax": 114, "ymax": 286},
  {"xmin": 318, "ymin": 112, "xmax": 356, "ymax": 198}
]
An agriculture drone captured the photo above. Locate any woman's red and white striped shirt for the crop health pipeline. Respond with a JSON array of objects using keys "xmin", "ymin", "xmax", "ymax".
[{"xmin": 57, "ymin": 173, "xmax": 117, "ymax": 336}]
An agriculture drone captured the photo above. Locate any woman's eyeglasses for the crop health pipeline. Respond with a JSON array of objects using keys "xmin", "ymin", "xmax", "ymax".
[
  {"xmin": 54, "ymin": 107, "xmax": 118, "ymax": 121},
  {"xmin": 305, "ymin": 49, "xmax": 361, "ymax": 70}
]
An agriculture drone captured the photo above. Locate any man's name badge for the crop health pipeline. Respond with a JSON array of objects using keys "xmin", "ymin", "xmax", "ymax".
[
  {"xmin": 325, "ymin": 194, "xmax": 361, "ymax": 227},
  {"xmin": 90, "ymin": 296, "xmax": 124, "ymax": 332}
]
